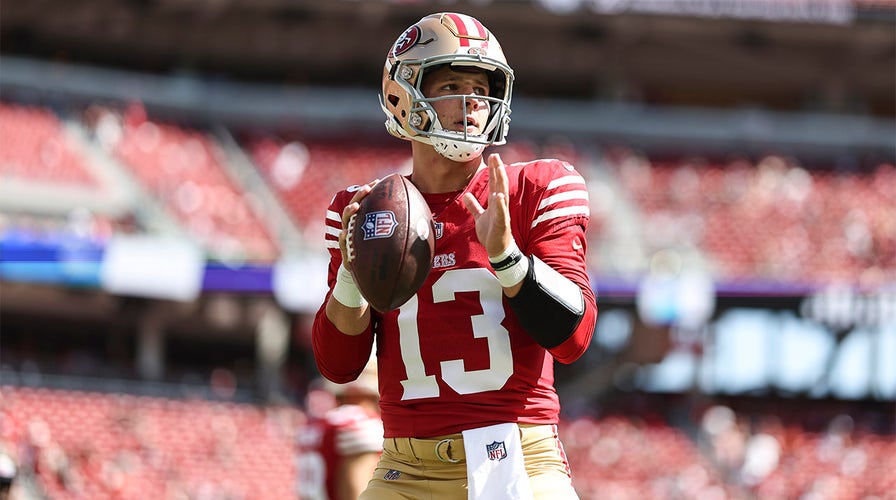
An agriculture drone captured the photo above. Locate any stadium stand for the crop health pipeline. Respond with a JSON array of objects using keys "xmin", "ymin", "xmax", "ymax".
[
  {"xmin": 562, "ymin": 394, "xmax": 896, "ymax": 500},
  {"xmin": 698, "ymin": 398, "xmax": 896, "ymax": 500},
  {"xmin": 3, "ymin": 385, "xmax": 892, "ymax": 500},
  {"xmin": 245, "ymin": 136, "xmax": 412, "ymax": 251},
  {"xmin": 564, "ymin": 414, "xmax": 740, "ymax": 499},
  {"xmin": 0, "ymin": 103, "xmax": 99, "ymax": 189},
  {"xmin": 1, "ymin": 386, "xmax": 302, "ymax": 500},
  {"xmin": 108, "ymin": 108, "xmax": 281, "ymax": 262},
  {"xmin": 602, "ymin": 147, "xmax": 896, "ymax": 286}
]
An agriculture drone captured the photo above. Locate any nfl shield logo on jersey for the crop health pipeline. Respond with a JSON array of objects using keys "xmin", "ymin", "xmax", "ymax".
[
  {"xmin": 486, "ymin": 441, "xmax": 507, "ymax": 461},
  {"xmin": 362, "ymin": 211, "xmax": 397, "ymax": 239}
]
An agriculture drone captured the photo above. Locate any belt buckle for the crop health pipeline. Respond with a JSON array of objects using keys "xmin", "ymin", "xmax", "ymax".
[{"xmin": 435, "ymin": 438, "xmax": 461, "ymax": 463}]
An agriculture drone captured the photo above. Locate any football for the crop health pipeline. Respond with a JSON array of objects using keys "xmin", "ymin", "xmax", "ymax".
[{"xmin": 347, "ymin": 173, "xmax": 435, "ymax": 312}]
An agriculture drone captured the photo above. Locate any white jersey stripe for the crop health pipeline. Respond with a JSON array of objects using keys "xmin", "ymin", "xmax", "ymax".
[
  {"xmin": 538, "ymin": 190, "xmax": 589, "ymax": 210},
  {"xmin": 546, "ymin": 175, "xmax": 585, "ymax": 190},
  {"xmin": 530, "ymin": 206, "xmax": 590, "ymax": 229},
  {"xmin": 325, "ymin": 226, "xmax": 341, "ymax": 238},
  {"xmin": 325, "ymin": 240, "xmax": 340, "ymax": 249},
  {"xmin": 326, "ymin": 210, "xmax": 341, "ymax": 223}
]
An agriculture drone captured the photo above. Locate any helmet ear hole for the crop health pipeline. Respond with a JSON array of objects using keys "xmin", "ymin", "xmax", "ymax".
[
  {"xmin": 388, "ymin": 95, "xmax": 400, "ymax": 107},
  {"xmin": 487, "ymin": 69, "xmax": 505, "ymax": 99}
]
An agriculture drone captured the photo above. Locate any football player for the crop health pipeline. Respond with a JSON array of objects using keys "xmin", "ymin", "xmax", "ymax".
[
  {"xmin": 312, "ymin": 12, "xmax": 597, "ymax": 499},
  {"xmin": 296, "ymin": 359, "xmax": 383, "ymax": 500}
]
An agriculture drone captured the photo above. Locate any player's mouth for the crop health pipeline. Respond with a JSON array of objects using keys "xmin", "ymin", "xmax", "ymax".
[{"xmin": 455, "ymin": 117, "xmax": 480, "ymax": 134}]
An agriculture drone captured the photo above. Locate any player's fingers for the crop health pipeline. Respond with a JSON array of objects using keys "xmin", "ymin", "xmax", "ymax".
[
  {"xmin": 342, "ymin": 202, "xmax": 360, "ymax": 229},
  {"xmin": 338, "ymin": 179, "xmax": 379, "ymax": 262},
  {"xmin": 488, "ymin": 153, "xmax": 503, "ymax": 168},
  {"xmin": 462, "ymin": 192, "xmax": 484, "ymax": 219},
  {"xmin": 487, "ymin": 153, "xmax": 505, "ymax": 194},
  {"xmin": 339, "ymin": 212, "xmax": 358, "ymax": 268},
  {"xmin": 487, "ymin": 156, "xmax": 510, "ymax": 221},
  {"xmin": 491, "ymin": 191, "xmax": 510, "ymax": 226},
  {"xmin": 484, "ymin": 191, "xmax": 511, "ymax": 255},
  {"xmin": 337, "ymin": 223, "xmax": 351, "ymax": 269},
  {"xmin": 488, "ymin": 153, "xmax": 509, "ymax": 203},
  {"xmin": 339, "ymin": 201, "xmax": 360, "ymax": 265},
  {"xmin": 349, "ymin": 181, "xmax": 375, "ymax": 204}
]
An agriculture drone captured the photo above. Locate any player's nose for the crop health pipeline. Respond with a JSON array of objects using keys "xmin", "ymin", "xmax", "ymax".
[{"xmin": 463, "ymin": 93, "xmax": 486, "ymax": 110}]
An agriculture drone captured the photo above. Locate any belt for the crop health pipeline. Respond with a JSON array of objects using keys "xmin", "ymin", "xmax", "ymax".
[
  {"xmin": 387, "ymin": 434, "xmax": 466, "ymax": 463},
  {"xmin": 385, "ymin": 424, "xmax": 556, "ymax": 464}
]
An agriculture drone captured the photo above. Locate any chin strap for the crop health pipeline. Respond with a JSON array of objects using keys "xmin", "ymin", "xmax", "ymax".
[{"xmin": 432, "ymin": 136, "xmax": 486, "ymax": 161}]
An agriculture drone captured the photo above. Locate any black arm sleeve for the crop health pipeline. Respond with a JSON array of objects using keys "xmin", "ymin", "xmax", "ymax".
[{"xmin": 506, "ymin": 255, "xmax": 585, "ymax": 349}]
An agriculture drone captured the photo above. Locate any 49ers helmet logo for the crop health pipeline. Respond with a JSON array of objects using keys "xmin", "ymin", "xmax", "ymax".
[{"xmin": 392, "ymin": 25, "xmax": 421, "ymax": 56}]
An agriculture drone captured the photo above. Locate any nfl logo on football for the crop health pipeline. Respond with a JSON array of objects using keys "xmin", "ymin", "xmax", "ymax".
[
  {"xmin": 486, "ymin": 441, "xmax": 507, "ymax": 461},
  {"xmin": 363, "ymin": 211, "xmax": 397, "ymax": 239}
]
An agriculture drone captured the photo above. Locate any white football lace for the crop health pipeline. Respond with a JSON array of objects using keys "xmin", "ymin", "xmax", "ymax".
[{"xmin": 346, "ymin": 213, "xmax": 357, "ymax": 263}]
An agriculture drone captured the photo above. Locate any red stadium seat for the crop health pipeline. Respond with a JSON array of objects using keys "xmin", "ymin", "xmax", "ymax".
[
  {"xmin": 112, "ymin": 118, "xmax": 280, "ymax": 261},
  {"xmin": 0, "ymin": 386, "xmax": 302, "ymax": 500},
  {"xmin": 0, "ymin": 103, "xmax": 100, "ymax": 189},
  {"xmin": 604, "ymin": 149, "xmax": 896, "ymax": 285}
]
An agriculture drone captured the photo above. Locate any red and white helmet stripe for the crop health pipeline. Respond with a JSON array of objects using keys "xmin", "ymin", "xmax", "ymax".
[{"xmin": 443, "ymin": 12, "xmax": 489, "ymax": 48}]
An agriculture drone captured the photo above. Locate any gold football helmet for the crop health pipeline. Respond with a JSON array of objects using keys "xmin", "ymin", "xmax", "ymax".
[{"xmin": 380, "ymin": 12, "xmax": 514, "ymax": 161}]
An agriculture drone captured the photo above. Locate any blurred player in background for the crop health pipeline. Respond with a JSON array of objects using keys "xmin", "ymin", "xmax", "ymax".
[
  {"xmin": 0, "ymin": 451, "xmax": 17, "ymax": 500},
  {"xmin": 295, "ymin": 359, "xmax": 383, "ymax": 500},
  {"xmin": 312, "ymin": 11, "xmax": 597, "ymax": 499}
]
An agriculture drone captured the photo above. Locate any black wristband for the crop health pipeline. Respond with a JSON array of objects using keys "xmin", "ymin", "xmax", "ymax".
[{"xmin": 490, "ymin": 249, "xmax": 523, "ymax": 272}]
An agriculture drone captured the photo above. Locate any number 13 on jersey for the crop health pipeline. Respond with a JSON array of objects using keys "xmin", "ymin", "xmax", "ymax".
[{"xmin": 396, "ymin": 268, "xmax": 514, "ymax": 400}]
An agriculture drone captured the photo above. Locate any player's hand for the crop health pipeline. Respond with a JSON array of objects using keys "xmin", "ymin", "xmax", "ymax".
[
  {"xmin": 462, "ymin": 153, "xmax": 512, "ymax": 258},
  {"xmin": 329, "ymin": 180, "xmax": 376, "ymax": 333},
  {"xmin": 339, "ymin": 179, "xmax": 380, "ymax": 271}
]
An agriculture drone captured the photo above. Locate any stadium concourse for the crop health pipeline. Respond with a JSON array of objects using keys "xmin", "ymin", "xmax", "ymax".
[{"xmin": 0, "ymin": 99, "xmax": 893, "ymax": 499}]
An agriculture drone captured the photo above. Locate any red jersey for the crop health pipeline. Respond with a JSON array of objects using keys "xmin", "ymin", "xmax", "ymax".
[
  {"xmin": 295, "ymin": 404, "xmax": 384, "ymax": 500},
  {"xmin": 312, "ymin": 159, "xmax": 597, "ymax": 438}
]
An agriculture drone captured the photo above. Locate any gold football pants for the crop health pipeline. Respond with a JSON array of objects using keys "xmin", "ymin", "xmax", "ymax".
[{"xmin": 359, "ymin": 424, "xmax": 579, "ymax": 500}]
